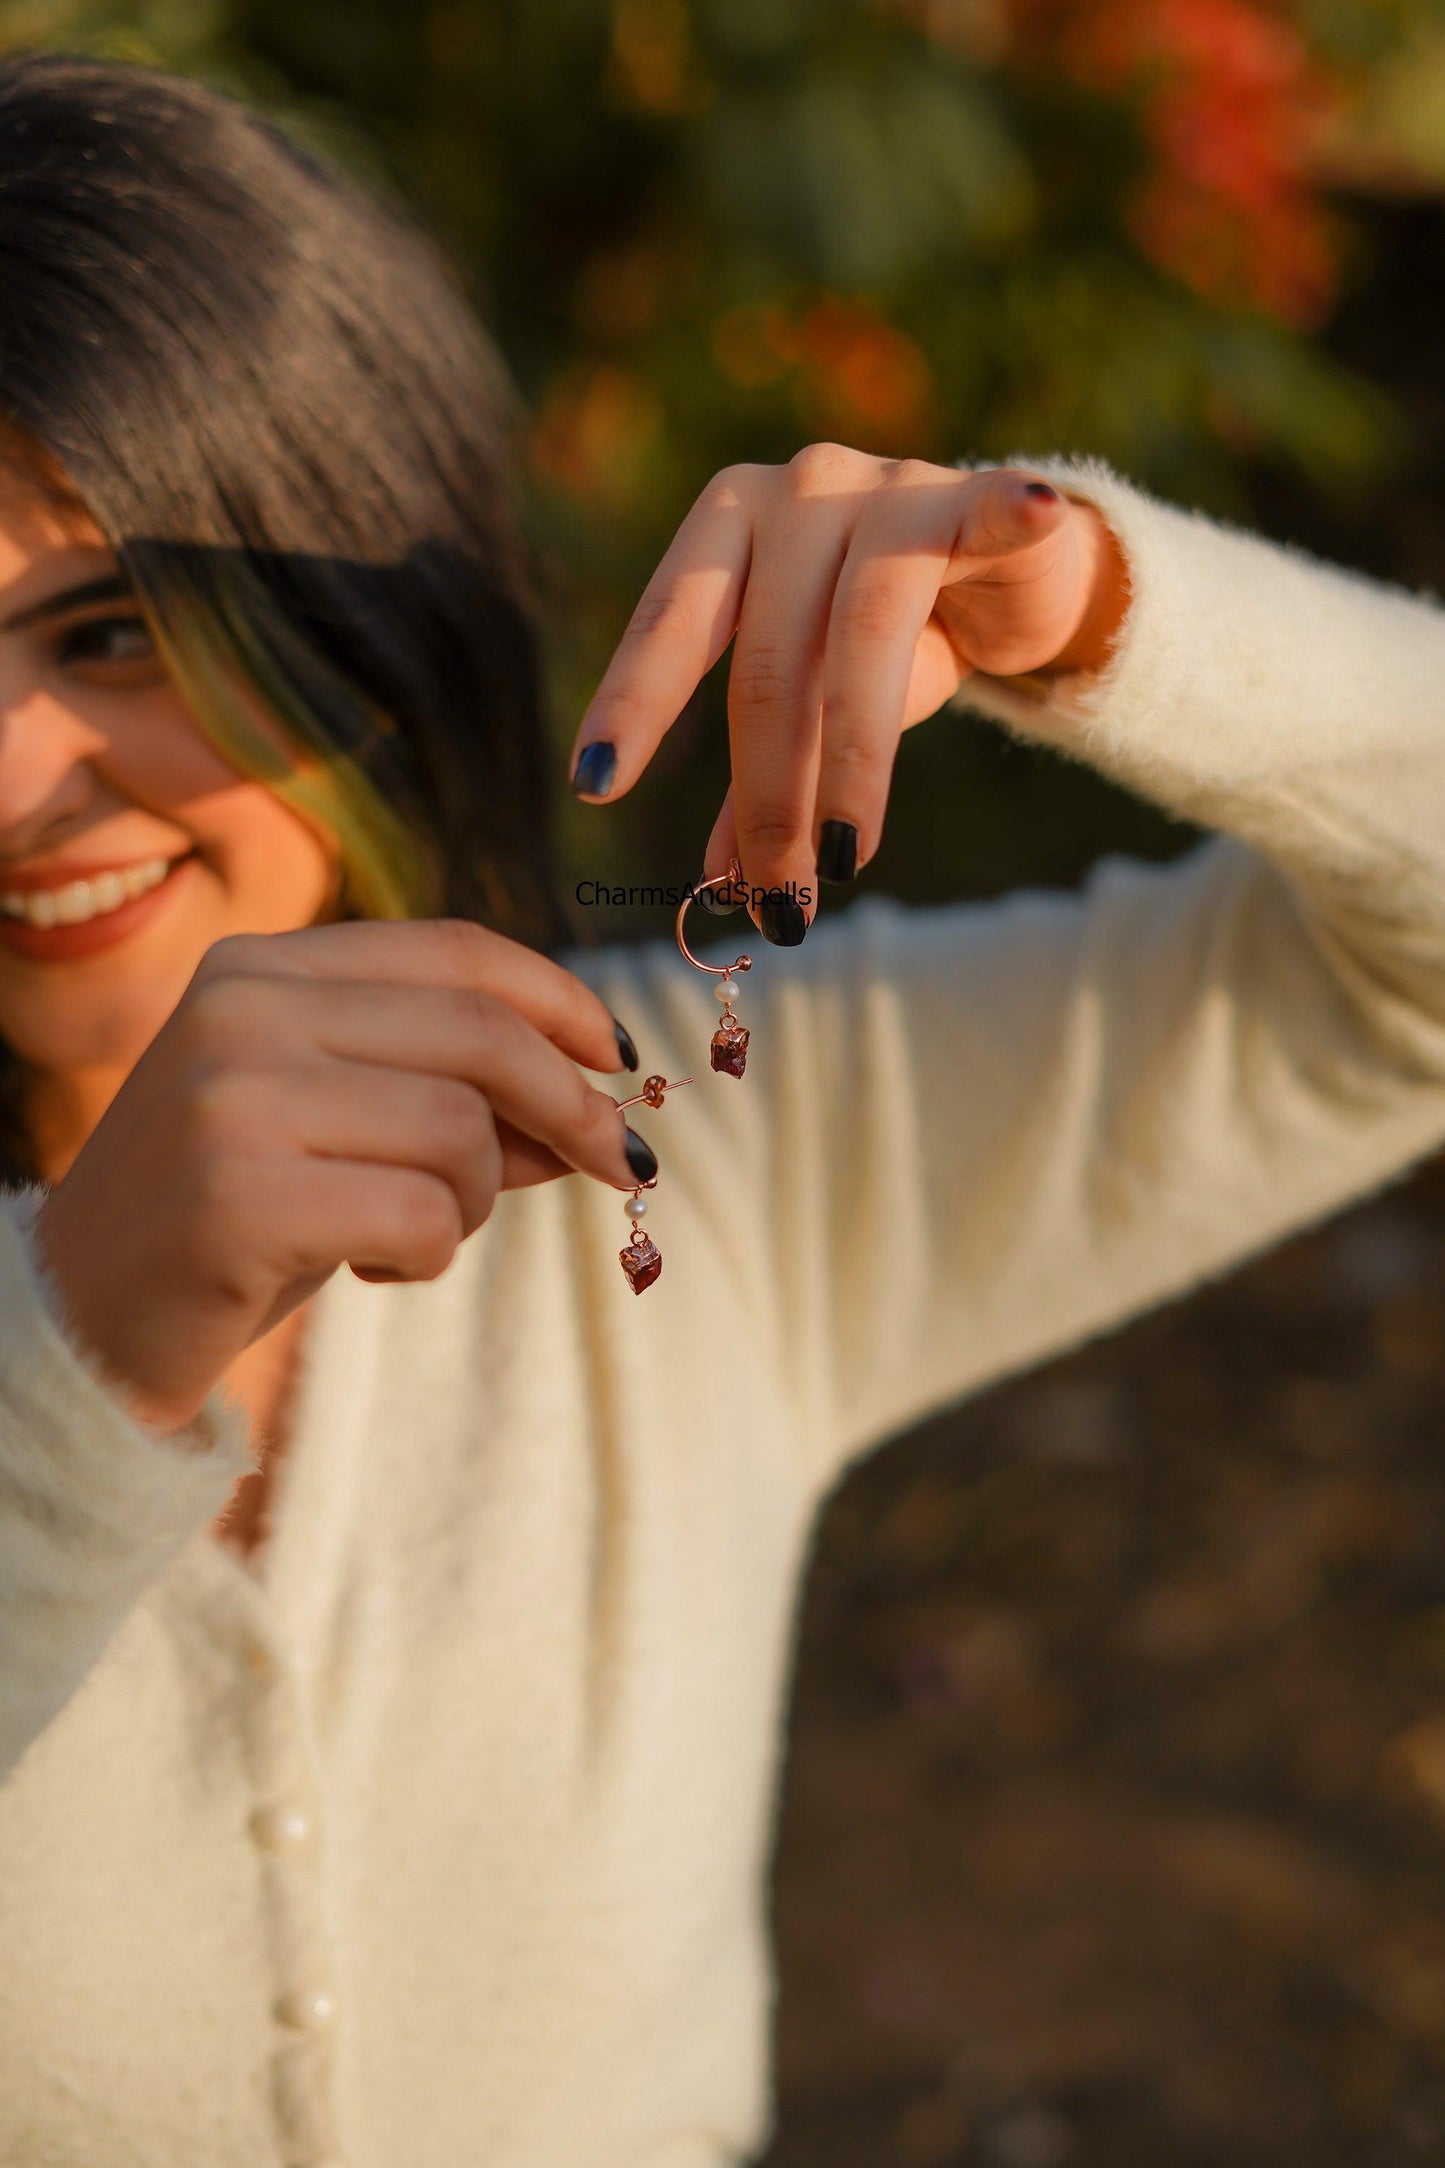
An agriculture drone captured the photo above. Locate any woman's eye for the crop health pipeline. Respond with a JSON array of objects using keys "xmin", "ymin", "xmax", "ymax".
[{"xmin": 55, "ymin": 614, "xmax": 156, "ymax": 667}]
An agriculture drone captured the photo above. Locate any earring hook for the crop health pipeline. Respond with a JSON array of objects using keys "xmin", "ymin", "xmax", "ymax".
[{"xmin": 675, "ymin": 856, "xmax": 753, "ymax": 980}]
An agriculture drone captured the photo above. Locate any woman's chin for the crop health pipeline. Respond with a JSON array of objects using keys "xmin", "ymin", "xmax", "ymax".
[{"xmin": 0, "ymin": 985, "xmax": 191, "ymax": 1080}]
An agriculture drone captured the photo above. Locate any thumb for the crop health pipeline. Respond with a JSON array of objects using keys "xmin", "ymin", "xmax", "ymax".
[
  {"xmin": 938, "ymin": 468, "xmax": 1091, "ymax": 678},
  {"xmin": 951, "ymin": 467, "xmax": 1071, "ymax": 566}
]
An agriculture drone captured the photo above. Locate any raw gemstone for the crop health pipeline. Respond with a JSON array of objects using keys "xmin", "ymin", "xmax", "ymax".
[
  {"xmin": 711, "ymin": 1021, "xmax": 750, "ymax": 1079},
  {"xmin": 620, "ymin": 1233, "xmax": 662, "ymax": 1293}
]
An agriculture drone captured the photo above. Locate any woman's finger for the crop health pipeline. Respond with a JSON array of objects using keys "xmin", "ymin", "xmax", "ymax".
[
  {"xmin": 491, "ymin": 1116, "xmax": 572, "ymax": 1190},
  {"xmin": 567, "ymin": 468, "xmax": 758, "ymax": 801},
  {"xmin": 259, "ymin": 1058, "xmax": 505, "ymax": 1237},
  {"xmin": 194, "ymin": 914, "xmax": 632, "ymax": 1079},
  {"xmin": 354, "ymin": 1124, "xmax": 573, "ymax": 1278},
  {"xmin": 227, "ymin": 972, "xmax": 656, "ymax": 1195},
  {"xmin": 935, "ymin": 467, "xmax": 1083, "ymax": 677},
  {"xmin": 726, "ymin": 444, "xmax": 881, "ymax": 935},
  {"xmin": 815, "ymin": 463, "xmax": 969, "ymax": 875},
  {"xmin": 701, "ymin": 787, "xmax": 741, "ymax": 892}
]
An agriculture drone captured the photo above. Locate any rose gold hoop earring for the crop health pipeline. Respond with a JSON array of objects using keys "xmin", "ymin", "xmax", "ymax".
[
  {"xmin": 675, "ymin": 857, "xmax": 753, "ymax": 1078},
  {"xmin": 610, "ymin": 1072, "xmax": 692, "ymax": 1293}
]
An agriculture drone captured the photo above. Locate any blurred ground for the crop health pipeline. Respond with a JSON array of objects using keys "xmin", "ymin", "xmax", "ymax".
[{"xmin": 764, "ymin": 1150, "xmax": 1445, "ymax": 2168}]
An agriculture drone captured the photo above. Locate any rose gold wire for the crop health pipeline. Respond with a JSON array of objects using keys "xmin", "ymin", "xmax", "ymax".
[
  {"xmin": 675, "ymin": 856, "xmax": 754, "ymax": 982},
  {"xmin": 611, "ymin": 1071, "xmax": 694, "ymax": 1194},
  {"xmin": 612, "ymin": 1072, "xmax": 693, "ymax": 1114}
]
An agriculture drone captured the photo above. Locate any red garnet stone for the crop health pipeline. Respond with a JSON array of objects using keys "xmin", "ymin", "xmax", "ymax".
[
  {"xmin": 711, "ymin": 1021, "xmax": 750, "ymax": 1079},
  {"xmin": 620, "ymin": 1232, "xmax": 662, "ymax": 1293}
]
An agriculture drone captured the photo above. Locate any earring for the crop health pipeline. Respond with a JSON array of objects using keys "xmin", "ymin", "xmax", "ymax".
[
  {"xmin": 611, "ymin": 1072, "xmax": 692, "ymax": 1292},
  {"xmin": 676, "ymin": 857, "xmax": 753, "ymax": 1078}
]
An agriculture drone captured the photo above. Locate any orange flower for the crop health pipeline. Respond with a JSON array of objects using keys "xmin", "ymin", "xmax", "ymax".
[{"xmin": 530, "ymin": 363, "xmax": 664, "ymax": 512}]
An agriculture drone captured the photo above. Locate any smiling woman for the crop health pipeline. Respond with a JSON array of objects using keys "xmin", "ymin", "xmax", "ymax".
[
  {"xmin": 0, "ymin": 52, "xmax": 567, "ymax": 1190},
  {"xmin": 0, "ymin": 40, "xmax": 1443, "ymax": 2168}
]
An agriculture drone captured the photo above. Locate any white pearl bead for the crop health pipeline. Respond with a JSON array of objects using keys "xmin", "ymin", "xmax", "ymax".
[
  {"xmin": 715, "ymin": 979, "xmax": 736, "ymax": 1003},
  {"xmin": 626, "ymin": 1195, "xmax": 647, "ymax": 1221}
]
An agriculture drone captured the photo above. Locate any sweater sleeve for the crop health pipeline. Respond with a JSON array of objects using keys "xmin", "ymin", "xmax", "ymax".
[
  {"xmin": 0, "ymin": 1182, "xmax": 254, "ymax": 1782},
  {"xmin": 563, "ymin": 454, "xmax": 1445, "ymax": 1500}
]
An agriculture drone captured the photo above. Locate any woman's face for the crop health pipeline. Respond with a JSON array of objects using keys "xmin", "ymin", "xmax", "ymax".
[{"xmin": 0, "ymin": 471, "xmax": 341, "ymax": 1167}]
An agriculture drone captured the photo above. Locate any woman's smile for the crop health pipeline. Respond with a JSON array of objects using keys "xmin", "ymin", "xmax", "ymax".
[{"xmin": 0, "ymin": 849, "xmax": 198, "ymax": 961}]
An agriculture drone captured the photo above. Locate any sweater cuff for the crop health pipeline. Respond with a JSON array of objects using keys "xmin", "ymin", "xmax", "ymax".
[
  {"xmin": 954, "ymin": 450, "xmax": 1445, "ymax": 1069},
  {"xmin": 954, "ymin": 451, "xmax": 1445, "ymax": 851},
  {"xmin": 0, "ymin": 1183, "xmax": 253, "ymax": 1558}
]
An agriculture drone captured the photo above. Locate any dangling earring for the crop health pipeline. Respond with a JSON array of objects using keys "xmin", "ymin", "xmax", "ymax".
[
  {"xmin": 610, "ymin": 1072, "xmax": 692, "ymax": 1293},
  {"xmin": 676, "ymin": 857, "xmax": 753, "ymax": 1078}
]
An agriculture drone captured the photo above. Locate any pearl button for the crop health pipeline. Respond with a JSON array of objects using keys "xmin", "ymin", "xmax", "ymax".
[
  {"xmin": 274, "ymin": 1987, "xmax": 335, "ymax": 2032},
  {"xmin": 250, "ymin": 1802, "xmax": 311, "ymax": 1851}
]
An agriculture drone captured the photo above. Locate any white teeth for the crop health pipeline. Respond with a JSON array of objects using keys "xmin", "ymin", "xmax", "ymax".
[
  {"xmin": 0, "ymin": 854, "xmax": 176, "ymax": 928},
  {"xmin": 53, "ymin": 884, "xmax": 95, "ymax": 926},
  {"xmin": 88, "ymin": 872, "xmax": 127, "ymax": 913}
]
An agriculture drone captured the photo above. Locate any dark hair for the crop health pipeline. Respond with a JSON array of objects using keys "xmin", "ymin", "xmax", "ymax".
[{"xmin": 0, "ymin": 51, "xmax": 569, "ymax": 1183}]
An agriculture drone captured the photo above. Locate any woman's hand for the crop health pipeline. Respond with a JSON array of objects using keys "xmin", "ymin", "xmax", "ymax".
[
  {"xmin": 31, "ymin": 920, "xmax": 650, "ymax": 1438},
  {"xmin": 568, "ymin": 451, "xmax": 1131, "ymax": 938}
]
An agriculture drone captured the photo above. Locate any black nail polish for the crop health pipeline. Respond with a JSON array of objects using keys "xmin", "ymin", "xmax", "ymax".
[
  {"xmin": 760, "ymin": 895, "xmax": 807, "ymax": 946},
  {"xmin": 1024, "ymin": 481, "xmax": 1058, "ymax": 501},
  {"xmin": 572, "ymin": 741, "xmax": 618, "ymax": 798},
  {"xmin": 612, "ymin": 1016, "xmax": 639, "ymax": 1071},
  {"xmin": 817, "ymin": 820, "xmax": 857, "ymax": 884},
  {"xmin": 624, "ymin": 1126, "xmax": 658, "ymax": 1184}
]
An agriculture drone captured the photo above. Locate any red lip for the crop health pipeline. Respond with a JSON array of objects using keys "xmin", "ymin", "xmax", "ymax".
[
  {"xmin": 0, "ymin": 852, "xmax": 197, "ymax": 962},
  {"xmin": 0, "ymin": 854, "xmax": 189, "ymax": 893}
]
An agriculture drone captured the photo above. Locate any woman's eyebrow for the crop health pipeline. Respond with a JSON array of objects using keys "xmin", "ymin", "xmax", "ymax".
[{"xmin": 0, "ymin": 572, "xmax": 134, "ymax": 633}]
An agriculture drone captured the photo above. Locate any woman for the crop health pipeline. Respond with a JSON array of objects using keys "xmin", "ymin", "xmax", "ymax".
[{"xmin": 0, "ymin": 48, "xmax": 1440, "ymax": 2168}]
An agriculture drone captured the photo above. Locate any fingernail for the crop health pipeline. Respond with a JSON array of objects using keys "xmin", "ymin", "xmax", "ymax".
[
  {"xmin": 760, "ymin": 895, "xmax": 807, "ymax": 946},
  {"xmin": 624, "ymin": 1126, "xmax": 658, "ymax": 1184},
  {"xmin": 1024, "ymin": 481, "xmax": 1058, "ymax": 502},
  {"xmin": 694, "ymin": 879, "xmax": 740, "ymax": 916},
  {"xmin": 817, "ymin": 820, "xmax": 857, "ymax": 884},
  {"xmin": 612, "ymin": 1015, "xmax": 639, "ymax": 1071},
  {"xmin": 571, "ymin": 741, "xmax": 618, "ymax": 798}
]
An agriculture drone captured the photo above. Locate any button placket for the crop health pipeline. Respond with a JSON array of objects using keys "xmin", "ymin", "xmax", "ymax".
[{"xmin": 238, "ymin": 1596, "xmax": 347, "ymax": 2168}]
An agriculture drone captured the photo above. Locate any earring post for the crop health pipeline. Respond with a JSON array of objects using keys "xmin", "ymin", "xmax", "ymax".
[{"xmin": 612, "ymin": 1073, "xmax": 693, "ymax": 1113}]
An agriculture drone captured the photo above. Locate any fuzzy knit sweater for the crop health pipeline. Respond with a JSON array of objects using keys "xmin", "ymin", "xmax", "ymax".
[{"xmin": 1, "ymin": 454, "xmax": 1444, "ymax": 2168}]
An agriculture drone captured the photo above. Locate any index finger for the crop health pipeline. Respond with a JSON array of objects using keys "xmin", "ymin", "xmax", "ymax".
[
  {"xmin": 192, "ymin": 915, "xmax": 635, "ymax": 1079},
  {"xmin": 567, "ymin": 466, "xmax": 758, "ymax": 801}
]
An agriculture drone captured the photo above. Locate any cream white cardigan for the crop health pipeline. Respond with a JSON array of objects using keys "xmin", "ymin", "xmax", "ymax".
[{"xmin": 0, "ymin": 455, "xmax": 1443, "ymax": 2168}]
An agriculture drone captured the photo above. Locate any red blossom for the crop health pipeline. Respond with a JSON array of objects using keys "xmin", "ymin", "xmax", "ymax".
[{"xmin": 1003, "ymin": 0, "xmax": 1348, "ymax": 324}]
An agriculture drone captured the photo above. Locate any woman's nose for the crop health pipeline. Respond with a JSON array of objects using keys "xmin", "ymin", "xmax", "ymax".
[{"xmin": 0, "ymin": 685, "xmax": 105, "ymax": 845}]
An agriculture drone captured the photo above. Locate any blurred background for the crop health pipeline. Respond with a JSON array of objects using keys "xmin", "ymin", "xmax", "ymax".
[{"xmin": 4, "ymin": 0, "xmax": 1445, "ymax": 2159}]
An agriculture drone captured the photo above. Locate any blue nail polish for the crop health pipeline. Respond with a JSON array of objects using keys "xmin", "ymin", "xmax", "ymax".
[{"xmin": 572, "ymin": 741, "xmax": 618, "ymax": 798}]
